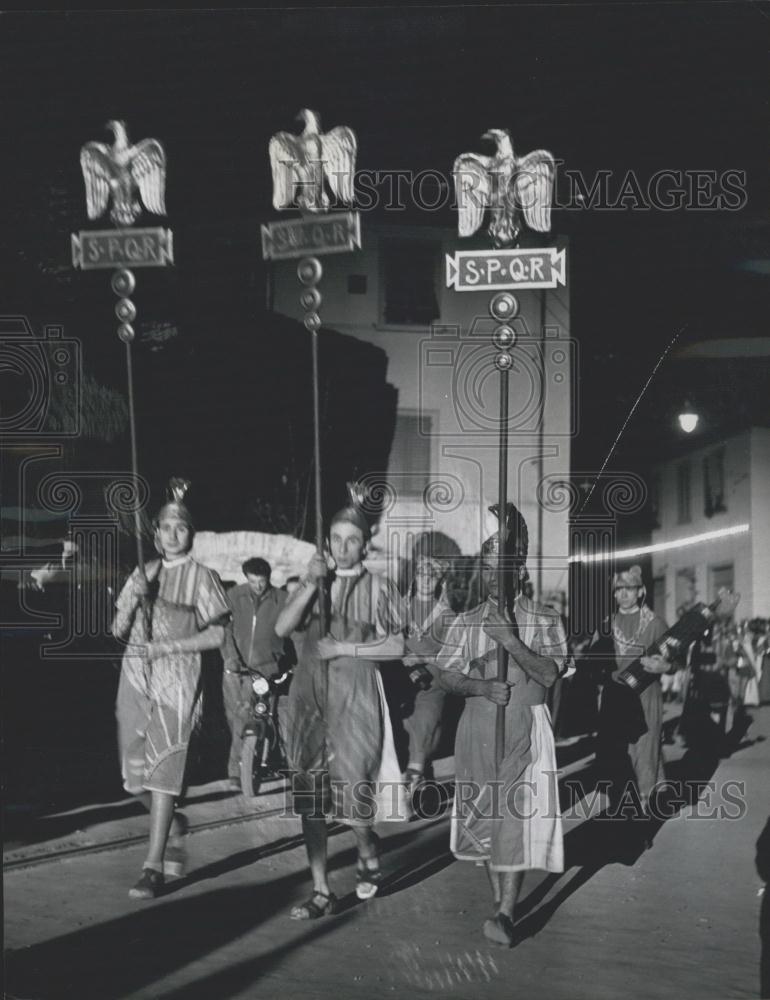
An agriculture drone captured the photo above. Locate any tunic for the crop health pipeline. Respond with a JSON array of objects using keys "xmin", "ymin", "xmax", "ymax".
[
  {"xmin": 285, "ymin": 568, "xmax": 410, "ymax": 826},
  {"xmin": 594, "ymin": 605, "xmax": 668, "ymax": 805},
  {"xmin": 437, "ymin": 596, "xmax": 568, "ymax": 873},
  {"xmin": 401, "ymin": 592, "xmax": 454, "ymax": 767},
  {"xmin": 115, "ymin": 555, "xmax": 230, "ymax": 796}
]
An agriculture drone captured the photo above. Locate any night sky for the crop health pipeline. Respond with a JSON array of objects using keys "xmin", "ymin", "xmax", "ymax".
[{"xmin": 2, "ymin": 5, "xmax": 769, "ymax": 519}]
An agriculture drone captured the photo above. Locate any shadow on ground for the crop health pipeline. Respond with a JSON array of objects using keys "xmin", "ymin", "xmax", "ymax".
[
  {"xmin": 509, "ymin": 713, "xmax": 749, "ymax": 944},
  {"xmin": 4, "ymin": 814, "xmax": 454, "ymax": 1000}
]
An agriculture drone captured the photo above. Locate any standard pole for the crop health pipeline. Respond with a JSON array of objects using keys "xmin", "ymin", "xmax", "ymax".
[
  {"xmin": 495, "ymin": 366, "xmax": 509, "ymax": 766},
  {"xmin": 124, "ymin": 339, "xmax": 151, "ymax": 640},
  {"xmin": 311, "ymin": 325, "xmax": 327, "ymax": 636}
]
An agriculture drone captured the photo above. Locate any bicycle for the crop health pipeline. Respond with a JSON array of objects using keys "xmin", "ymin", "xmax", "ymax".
[{"xmin": 237, "ymin": 667, "xmax": 291, "ymax": 800}]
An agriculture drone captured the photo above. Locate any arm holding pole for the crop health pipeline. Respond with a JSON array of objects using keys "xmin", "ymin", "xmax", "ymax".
[
  {"xmin": 111, "ymin": 561, "xmax": 160, "ymax": 640},
  {"xmin": 484, "ymin": 608, "xmax": 560, "ymax": 689},
  {"xmin": 433, "ymin": 614, "xmax": 513, "ymax": 704},
  {"xmin": 438, "ymin": 670, "xmax": 512, "ymax": 704},
  {"xmin": 274, "ymin": 553, "xmax": 328, "ymax": 638}
]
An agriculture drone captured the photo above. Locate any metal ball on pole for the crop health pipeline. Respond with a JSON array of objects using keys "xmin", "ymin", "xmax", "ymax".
[{"xmin": 298, "ymin": 256, "xmax": 327, "ymax": 636}]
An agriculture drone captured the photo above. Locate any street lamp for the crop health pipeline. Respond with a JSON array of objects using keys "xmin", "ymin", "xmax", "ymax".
[{"xmin": 677, "ymin": 399, "xmax": 700, "ymax": 434}]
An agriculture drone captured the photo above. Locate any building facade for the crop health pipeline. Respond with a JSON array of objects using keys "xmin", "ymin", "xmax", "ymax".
[
  {"xmin": 270, "ymin": 223, "xmax": 572, "ymax": 602},
  {"xmin": 650, "ymin": 425, "xmax": 770, "ymax": 621}
]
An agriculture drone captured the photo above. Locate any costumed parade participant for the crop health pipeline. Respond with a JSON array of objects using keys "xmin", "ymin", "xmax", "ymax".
[
  {"xmin": 590, "ymin": 565, "xmax": 671, "ymax": 819},
  {"xmin": 275, "ymin": 489, "xmax": 409, "ymax": 920},
  {"xmin": 436, "ymin": 503, "xmax": 568, "ymax": 948},
  {"xmin": 399, "ymin": 538, "xmax": 457, "ymax": 796},
  {"xmin": 112, "ymin": 479, "xmax": 230, "ymax": 899}
]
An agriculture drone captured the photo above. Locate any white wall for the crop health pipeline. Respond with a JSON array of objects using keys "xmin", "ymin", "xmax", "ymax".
[
  {"xmin": 271, "ymin": 225, "xmax": 572, "ymax": 600},
  {"xmin": 651, "ymin": 427, "xmax": 766, "ymax": 620}
]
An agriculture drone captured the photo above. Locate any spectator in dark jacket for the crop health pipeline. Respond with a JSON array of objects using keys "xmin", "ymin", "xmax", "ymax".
[{"xmin": 221, "ymin": 557, "xmax": 289, "ymax": 789}]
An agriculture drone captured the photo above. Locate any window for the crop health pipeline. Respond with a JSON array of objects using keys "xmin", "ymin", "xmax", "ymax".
[
  {"xmin": 703, "ymin": 448, "xmax": 726, "ymax": 517},
  {"xmin": 709, "ymin": 563, "xmax": 734, "ymax": 605},
  {"xmin": 388, "ymin": 411, "xmax": 432, "ymax": 496},
  {"xmin": 381, "ymin": 240, "xmax": 440, "ymax": 326},
  {"xmin": 676, "ymin": 461, "xmax": 691, "ymax": 524}
]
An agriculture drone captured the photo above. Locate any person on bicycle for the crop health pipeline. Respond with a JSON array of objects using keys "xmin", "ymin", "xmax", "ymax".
[{"xmin": 222, "ymin": 557, "xmax": 290, "ymax": 790}]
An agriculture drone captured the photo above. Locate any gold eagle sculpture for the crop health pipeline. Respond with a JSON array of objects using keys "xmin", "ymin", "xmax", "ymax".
[
  {"xmin": 80, "ymin": 120, "xmax": 167, "ymax": 227},
  {"xmin": 269, "ymin": 109, "xmax": 357, "ymax": 213},
  {"xmin": 453, "ymin": 130, "xmax": 555, "ymax": 247}
]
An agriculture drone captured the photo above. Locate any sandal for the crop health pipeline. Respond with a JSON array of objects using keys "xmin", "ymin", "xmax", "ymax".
[
  {"xmin": 356, "ymin": 844, "xmax": 384, "ymax": 900},
  {"xmin": 129, "ymin": 867, "xmax": 165, "ymax": 900},
  {"xmin": 482, "ymin": 913, "xmax": 515, "ymax": 948},
  {"xmin": 289, "ymin": 891, "xmax": 339, "ymax": 920}
]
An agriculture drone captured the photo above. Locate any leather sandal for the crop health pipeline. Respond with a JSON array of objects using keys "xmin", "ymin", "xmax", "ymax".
[{"xmin": 289, "ymin": 891, "xmax": 339, "ymax": 920}]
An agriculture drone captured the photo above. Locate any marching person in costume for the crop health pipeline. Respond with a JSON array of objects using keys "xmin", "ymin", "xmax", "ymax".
[
  {"xmin": 275, "ymin": 489, "xmax": 409, "ymax": 920},
  {"xmin": 112, "ymin": 480, "xmax": 230, "ymax": 899},
  {"xmin": 592, "ymin": 565, "xmax": 670, "ymax": 817},
  {"xmin": 435, "ymin": 504, "xmax": 569, "ymax": 948},
  {"xmin": 399, "ymin": 537, "xmax": 457, "ymax": 797}
]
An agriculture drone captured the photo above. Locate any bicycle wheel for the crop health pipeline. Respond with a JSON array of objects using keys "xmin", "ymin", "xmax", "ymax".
[{"xmin": 240, "ymin": 726, "xmax": 269, "ymax": 799}]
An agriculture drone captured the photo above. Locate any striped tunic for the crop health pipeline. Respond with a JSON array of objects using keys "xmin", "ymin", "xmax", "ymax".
[
  {"xmin": 115, "ymin": 555, "xmax": 230, "ymax": 796},
  {"xmin": 285, "ymin": 568, "xmax": 410, "ymax": 825},
  {"xmin": 436, "ymin": 595, "xmax": 567, "ymax": 872}
]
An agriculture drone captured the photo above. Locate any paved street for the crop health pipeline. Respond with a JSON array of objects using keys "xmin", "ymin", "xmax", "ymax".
[{"xmin": 5, "ymin": 709, "xmax": 769, "ymax": 1000}]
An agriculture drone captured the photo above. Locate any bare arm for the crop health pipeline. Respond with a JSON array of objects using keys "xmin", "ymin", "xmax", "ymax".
[
  {"xmin": 317, "ymin": 632, "xmax": 405, "ymax": 661},
  {"xmin": 111, "ymin": 600, "xmax": 138, "ymax": 641},
  {"xmin": 437, "ymin": 668, "xmax": 512, "ymax": 705},
  {"xmin": 148, "ymin": 625, "xmax": 225, "ymax": 659},
  {"xmin": 506, "ymin": 634, "xmax": 559, "ymax": 688},
  {"xmin": 275, "ymin": 554, "xmax": 328, "ymax": 638},
  {"xmin": 483, "ymin": 609, "xmax": 558, "ymax": 689},
  {"xmin": 111, "ymin": 564, "xmax": 158, "ymax": 640},
  {"xmin": 274, "ymin": 579, "xmax": 317, "ymax": 637},
  {"xmin": 437, "ymin": 670, "xmax": 487, "ymax": 698}
]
